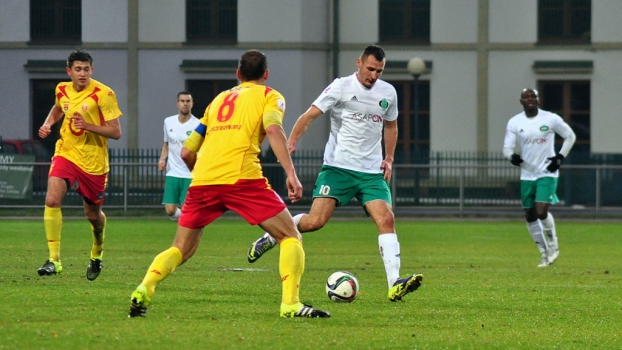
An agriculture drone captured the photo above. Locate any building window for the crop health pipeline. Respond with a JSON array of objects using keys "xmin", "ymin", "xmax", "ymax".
[
  {"xmin": 379, "ymin": 0, "xmax": 430, "ymax": 45},
  {"xmin": 186, "ymin": 0, "xmax": 237, "ymax": 44},
  {"xmin": 538, "ymin": 81, "xmax": 590, "ymax": 153},
  {"xmin": 538, "ymin": 0, "xmax": 591, "ymax": 44},
  {"xmin": 30, "ymin": 0, "xmax": 81, "ymax": 44},
  {"xmin": 185, "ymin": 80, "xmax": 238, "ymax": 118},
  {"xmin": 389, "ymin": 80, "xmax": 430, "ymax": 164}
]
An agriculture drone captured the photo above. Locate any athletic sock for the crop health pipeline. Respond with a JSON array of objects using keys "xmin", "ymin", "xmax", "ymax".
[
  {"xmin": 44, "ymin": 206, "xmax": 62, "ymax": 262},
  {"xmin": 168, "ymin": 207, "xmax": 181, "ymax": 221},
  {"xmin": 279, "ymin": 237, "xmax": 304, "ymax": 306},
  {"xmin": 141, "ymin": 247, "xmax": 183, "ymax": 298},
  {"xmin": 526, "ymin": 220, "xmax": 548, "ymax": 255},
  {"xmin": 292, "ymin": 213, "xmax": 304, "ymax": 232},
  {"xmin": 540, "ymin": 213, "xmax": 557, "ymax": 244},
  {"xmin": 261, "ymin": 213, "xmax": 305, "ymax": 246},
  {"xmin": 91, "ymin": 214, "xmax": 106, "ymax": 259},
  {"xmin": 263, "ymin": 214, "xmax": 307, "ymax": 245},
  {"xmin": 378, "ymin": 233, "xmax": 400, "ymax": 288}
]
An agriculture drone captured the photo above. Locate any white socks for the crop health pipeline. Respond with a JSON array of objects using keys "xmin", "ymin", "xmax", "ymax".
[
  {"xmin": 292, "ymin": 213, "xmax": 304, "ymax": 228},
  {"xmin": 540, "ymin": 213, "xmax": 557, "ymax": 246},
  {"xmin": 168, "ymin": 207, "xmax": 181, "ymax": 221},
  {"xmin": 526, "ymin": 220, "xmax": 548, "ymax": 255},
  {"xmin": 262, "ymin": 213, "xmax": 305, "ymax": 246},
  {"xmin": 378, "ymin": 233, "xmax": 400, "ymax": 288}
]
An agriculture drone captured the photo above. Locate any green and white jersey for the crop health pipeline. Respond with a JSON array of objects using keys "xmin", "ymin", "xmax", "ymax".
[
  {"xmin": 312, "ymin": 73, "xmax": 398, "ymax": 174},
  {"xmin": 163, "ymin": 115, "xmax": 200, "ymax": 178},
  {"xmin": 504, "ymin": 109, "xmax": 574, "ymax": 180}
]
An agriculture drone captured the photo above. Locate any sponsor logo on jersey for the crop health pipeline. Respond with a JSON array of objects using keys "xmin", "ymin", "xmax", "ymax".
[
  {"xmin": 209, "ymin": 124, "xmax": 242, "ymax": 132},
  {"xmin": 351, "ymin": 95, "xmax": 358, "ymax": 101},
  {"xmin": 519, "ymin": 129, "xmax": 524, "ymax": 133},
  {"xmin": 379, "ymin": 99, "xmax": 389, "ymax": 110},
  {"xmin": 63, "ymin": 103, "xmax": 69, "ymax": 112},
  {"xmin": 349, "ymin": 113, "xmax": 383, "ymax": 123},
  {"xmin": 523, "ymin": 137, "xmax": 547, "ymax": 145},
  {"xmin": 186, "ymin": 130, "xmax": 192, "ymax": 136},
  {"xmin": 277, "ymin": 98, "xmax": 285, "ymax": 112},
  {"xmin": 323, "ymin": 86, "xmax": 331, "ymax": 93},
  {"xmin": 540, "ymin": 125, "xmax": 549, "ymax": 132}
]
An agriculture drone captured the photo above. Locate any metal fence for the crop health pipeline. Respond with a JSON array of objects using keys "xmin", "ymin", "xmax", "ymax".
[{"xmin": 2, "ymin": 150, "xmax": 622, "ymax": 215}]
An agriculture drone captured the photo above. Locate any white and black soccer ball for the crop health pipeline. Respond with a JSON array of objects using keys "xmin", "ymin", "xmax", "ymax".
[{"xmin": 325, "ymin": 271, "xmax": 359, "ymax": 303}]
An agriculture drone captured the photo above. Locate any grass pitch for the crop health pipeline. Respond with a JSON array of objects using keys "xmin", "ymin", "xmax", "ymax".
[{"xmin": 1, "ymin": 217, "xmax": 621, "ymax": 349}]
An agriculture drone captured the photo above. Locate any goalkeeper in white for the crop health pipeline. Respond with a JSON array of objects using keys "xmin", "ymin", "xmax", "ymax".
[{"xmin": 503, "ymin": 88, "xmax": 576, "ymax": 267}]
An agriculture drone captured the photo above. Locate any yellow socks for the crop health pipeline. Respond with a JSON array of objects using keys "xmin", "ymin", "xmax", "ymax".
[
  {"xmin": 140, "ymin": 247, "xmax": 183, "ymax": 298},
  {"xmin": 44, "ymin": 206, "xmax": 62, "ymax": 262},
  {"xmin": 91, "ymin": 214, "xmax": 106, "ymax": 259},
  {"xmin": 279, "ymin": 237, "xmax": 305, "ymax": 306}
]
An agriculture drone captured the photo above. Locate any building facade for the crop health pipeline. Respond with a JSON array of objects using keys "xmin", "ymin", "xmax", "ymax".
[{"xmin": 1, "ymin": 0, "xmax": 621, "ymax": 162}]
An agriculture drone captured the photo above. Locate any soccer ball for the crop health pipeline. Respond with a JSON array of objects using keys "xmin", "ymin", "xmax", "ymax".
[{"xmin": 325, "ymin": 271, "xmax": 359, "ymax": 303}]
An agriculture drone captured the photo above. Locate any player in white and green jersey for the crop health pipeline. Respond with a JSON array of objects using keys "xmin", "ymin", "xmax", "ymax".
[
  {"xmin": 248, "ymin": 45, "xmax": 423, "ymax": 302},
  {"xmin": 503, "ymin": 88, "xmax": 576, "ymax": 267},
  {"xmin": 158, "ymin": 92, "xmax": 200, "ymax": 221}
]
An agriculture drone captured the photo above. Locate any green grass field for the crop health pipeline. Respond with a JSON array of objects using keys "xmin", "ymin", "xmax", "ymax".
[{"xmin": 1, "ymin": 217, "xmax": 620, "ymax": 349}]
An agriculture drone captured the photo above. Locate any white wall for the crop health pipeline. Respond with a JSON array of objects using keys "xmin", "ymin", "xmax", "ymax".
[
  {"xmin": 431, "ymin": 0, "xmax": 478, "ymax": 43},
  {"xmin": 592, "ymin": 0, "xmax": 622, "ymax": 42},
  {"xmin": 285, "ymin": 51, "xmax": 331, "ymax": 152},
  {"xmin": 239, "ymin": 0, "xmax": 312, "ymax": 43},
  {"xmin": 83, "ymin": 0, "xmax": 128, "ymax": 42},
  {"xmin": 489, "ymin": 0, "xmax": 537, "ymax": 43},
  {"xmin": 590, "ymin": 52, "xmax": 622, "ymax": 153},
  {"xmin": 139, "ymin": 0, "xmax": 185, "ymax": 42},
  {"xmin": 301, "ymin": 0, "xmax": 331, "ymax": 43},
  {"xmin": 0, "ymin": 2, "xmax": 29, "ymax": 42},
  {"xmin": 340, "ymin": 0, "xmax": 378, "ymax": 44},
  {"xmin": 488, "ymin": 52, "xmax": 537, "ymax": 153},
  {"xmin": 428, "ymin": 52, "xmax": 478, "ymax": 152}
]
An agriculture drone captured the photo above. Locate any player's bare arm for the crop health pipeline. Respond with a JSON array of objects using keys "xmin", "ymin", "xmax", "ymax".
[
  {"xmin": 158, "ymin": 142, "xmax": 169, "ymax": 172},
  {"xmin": 287, "ymin": 105, "xmax": 323, "ymax": 153},
  {"xmin": 381, "ymin": 119, "xmax": 398, "ymax": 181},
  {"xmin": 71, "ymin": 114, "xmax": 122, "ymax": 140},
  {"xmin": 38, "ymin": 105, "xmax": 64, "ymax": 139},
  {"xmin": 180, "ymin": 147, "xmax": 197, "ymax": 171},
  {"xmin": 266, "ymin": 124, "xmax": 303, "ymax": 203}
]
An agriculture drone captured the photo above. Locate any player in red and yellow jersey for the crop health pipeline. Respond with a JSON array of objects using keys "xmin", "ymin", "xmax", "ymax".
[
  {"xmin": 37, "ymin": 49, "xmax": 122, "ymax": 281},
  {"xmin": 129, "ymin": 50, "xmax": 330, "ymax": 319}
]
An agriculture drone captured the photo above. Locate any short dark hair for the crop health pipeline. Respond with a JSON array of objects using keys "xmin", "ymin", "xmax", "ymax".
[
  {"xmin": 238, "ymin": 50, "xmax": 267, "ymax": 81},
  {"xmin": 67, "ymin": 49, "xmax": 93, "ymax": 68},
  {"xmin": 361, "ymin": 45, "xmax": 386, "ymax": 63},
  {"xmin": 177, "ymin": 91, "xmax": 192, "ymax": 100}
]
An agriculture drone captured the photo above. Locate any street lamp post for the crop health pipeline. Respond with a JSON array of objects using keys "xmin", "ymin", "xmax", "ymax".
[
  {"xmin": 407, "ymin": 57, "xmax": 426, "ymax": 162},
  {"xmin": 407, "ymin": 57, "xmax": 426, "ymax": 204}
]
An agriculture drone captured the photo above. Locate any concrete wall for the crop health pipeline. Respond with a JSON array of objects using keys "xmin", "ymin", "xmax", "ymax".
[
  {"xmin": 431, "ymin": 0, "xmax": 478, "ymax": 43},
  {"xmin": 0, "ymin": 2, "xmax": 29, "ymax": 42}
]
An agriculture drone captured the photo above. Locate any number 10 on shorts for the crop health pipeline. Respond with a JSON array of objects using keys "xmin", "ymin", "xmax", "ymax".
[{"xmin": 319, "ymin": 185, "xmax": 331, "ymax": 195}]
